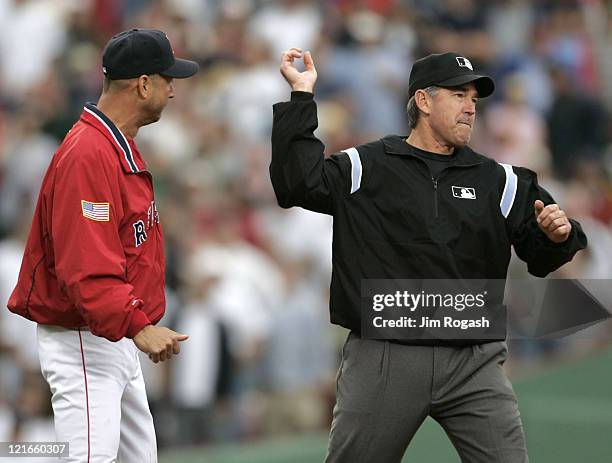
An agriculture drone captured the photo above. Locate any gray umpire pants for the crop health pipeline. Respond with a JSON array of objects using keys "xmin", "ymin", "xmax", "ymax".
[{"xmin": 325, "ymin": 333, "xmax": 529, "ymax": 463}]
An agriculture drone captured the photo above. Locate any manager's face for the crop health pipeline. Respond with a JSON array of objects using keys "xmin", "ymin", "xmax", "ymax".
[
  {"xmin": 428, "ymin": 82, "xmax": 479, "ymax": 148},
  {"xmin": 142, "ymin": 74, "xmax": 175, "ymax": 125}
]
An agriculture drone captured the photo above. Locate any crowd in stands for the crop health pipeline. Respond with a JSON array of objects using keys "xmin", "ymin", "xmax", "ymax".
[{"xmin": 0, "ymin": 0, "xmax": 610, "ymax": 452}]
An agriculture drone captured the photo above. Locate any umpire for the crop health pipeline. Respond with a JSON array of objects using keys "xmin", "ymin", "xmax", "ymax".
[{"xmin": 270, "ymin": 49, "xmax": 587, "ymax": 463}]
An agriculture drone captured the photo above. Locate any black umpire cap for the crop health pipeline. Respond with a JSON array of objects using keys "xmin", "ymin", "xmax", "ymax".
[
  {"xmin": 102, "ymin": 28, "xmax": 199, "ymax": 80},
  {"xmin": 408, "ymin": 52, "xmax": 494, "ymax": 98}
]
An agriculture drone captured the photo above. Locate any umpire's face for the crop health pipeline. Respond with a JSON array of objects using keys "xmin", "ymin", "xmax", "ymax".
[{"xmin": 426, "ymin": 82, "xmax": 478, "ymax": 148}]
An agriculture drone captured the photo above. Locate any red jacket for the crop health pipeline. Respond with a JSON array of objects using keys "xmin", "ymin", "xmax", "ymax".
[{"xmin": 8, "ymin": 104, "xmax": 165, "ymax": 341}]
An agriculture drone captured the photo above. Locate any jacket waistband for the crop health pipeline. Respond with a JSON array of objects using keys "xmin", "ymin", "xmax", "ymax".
[{"xmin": 38, "ymin": 323, "xmax": 90, "ymax": 332}]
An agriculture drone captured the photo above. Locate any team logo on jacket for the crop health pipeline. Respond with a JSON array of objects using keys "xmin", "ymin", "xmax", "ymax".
[
  {"xmin": 132, "ymin": 201, "xmax": 159, "ymax": 247},
  {"xmin": 452, "ymin": 186, "xmax": 476, "ymax": 200},
  {"xmin": 133, "ymin": 220, "xmax": 147, "ymax": 247},
  {"xmin": 146, "ymin": 200, "xmax": 160, "ymax": 228}
]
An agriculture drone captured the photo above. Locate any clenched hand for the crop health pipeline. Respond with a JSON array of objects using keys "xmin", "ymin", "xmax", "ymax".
[{"xmin": 534, "ymin": 200, "xmax": 572, "ymax": 243}]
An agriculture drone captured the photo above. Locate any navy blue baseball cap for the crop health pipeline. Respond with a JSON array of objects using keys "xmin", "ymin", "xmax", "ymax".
[
  {"xmin": 408, "ymin": 52, "xmax": 494, "ymax": 98},
  {"xmin": 102, "ymin": 28, "xmax": 199, "ymax": 80}
]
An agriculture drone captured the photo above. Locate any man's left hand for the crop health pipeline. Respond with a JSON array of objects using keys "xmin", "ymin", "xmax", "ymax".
[{"xmin": 534, "ymin": 199, "xmax": 572, "ymax": 243}]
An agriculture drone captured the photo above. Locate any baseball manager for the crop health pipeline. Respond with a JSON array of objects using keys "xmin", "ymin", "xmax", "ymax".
[{"xmin": 8, "ymin": 29, "xmax": 198, "ymax": 462}]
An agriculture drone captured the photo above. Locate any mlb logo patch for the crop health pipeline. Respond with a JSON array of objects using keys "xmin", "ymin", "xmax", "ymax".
[
  {"xmin": 456, "ymin": 57, "xmax": 473, "ymax": 71},
  {"xmin": 81, "ymin": 200, "xmax": 110, "ymax": 221},
  {"xmin": 452, "ymin": 186, "xmax": 476, "ymax": 200}
]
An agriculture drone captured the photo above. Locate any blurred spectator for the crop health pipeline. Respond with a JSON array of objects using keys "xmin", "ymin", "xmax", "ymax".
[
  {"xmin": 546, "ymin": 65, "xmax": 609, "ymax": 177},
  {"xmin": 423, "ymin": 0, "xmax": 496, "ymax": 64},
  {"xmin": 478, "ymin": 73, "xmax": 551, "ymax": 172},
  {"xmin": 248, "ymin": 0, "xmax": 322, "ymax": 59},
  {"xmin": 487, "ymin": 0, "xmax": 535, "ymax": 57},
  {"xmin": 261, "ymin": 258, "xmax": 334, "ymax": 436},
  {"xmin": 324, "ymin": 7, "xmax": 413, "ymax": 135},
  {"xmin": 169, "ymin": 263, "xmax": 223, "ymax": 445},
  {"xmin": 0, "ymin": 112, "xmax": 56, "ymax": 226},
  {"xmin": 0, "ymin": 0, "xmax": 69, "ymax": 98}
]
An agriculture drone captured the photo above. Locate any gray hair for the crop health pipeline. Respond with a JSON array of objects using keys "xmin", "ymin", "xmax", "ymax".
[{"xmin": 406, "ymin": 86, "xmax": 439, "ymax": 129}]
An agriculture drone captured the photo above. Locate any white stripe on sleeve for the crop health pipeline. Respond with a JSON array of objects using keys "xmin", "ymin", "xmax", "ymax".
[
  {"xmin": 500, "ymin": 163, "xmax": 518, "ymax": 218},
  {"xmin": 343, "ymin": 147, "xmax": 362, "ymax": 194}
]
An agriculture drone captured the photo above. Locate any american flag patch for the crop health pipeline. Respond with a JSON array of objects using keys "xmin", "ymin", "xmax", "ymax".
[{"xmin": 81, "ymin": 200, "xmax": 110, "ymax": 222}]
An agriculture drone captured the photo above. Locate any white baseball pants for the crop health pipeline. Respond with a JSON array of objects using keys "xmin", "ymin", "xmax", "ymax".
[{"xmin": 37, "ymin": 324, "xmax": 157, "ymax": 462}]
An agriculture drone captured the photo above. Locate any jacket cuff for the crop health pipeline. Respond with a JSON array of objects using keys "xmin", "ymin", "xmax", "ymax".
[
  {"xmin": 126, "ymin": 306, "xmax": 151, "ymax": 339},
  {"xmin": 291, "ymin": 91, "xmax": 314, "ymax": 102},
  {"xmin": 534, "ymin": 221, "xmax": 580, "ymax": 253},
  {"xmin": 536, "ymin": 219, "xmax": 587, "ymax": 261}
]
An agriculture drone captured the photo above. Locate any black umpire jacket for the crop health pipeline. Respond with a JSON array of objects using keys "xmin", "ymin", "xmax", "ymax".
[{"xmin": 270, "ymin": 91, "xmax": 587, "ymax": 343}]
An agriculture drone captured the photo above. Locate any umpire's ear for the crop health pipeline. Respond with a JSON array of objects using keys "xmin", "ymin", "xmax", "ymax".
[{"xmin": 414, "ymin": 89, "xmax": 433, "ymax": 116}]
